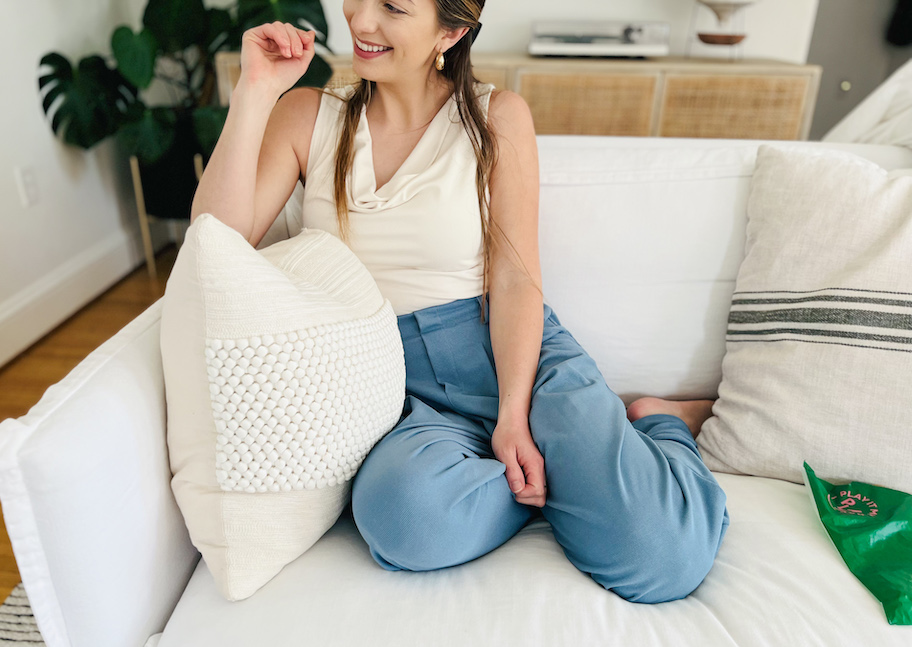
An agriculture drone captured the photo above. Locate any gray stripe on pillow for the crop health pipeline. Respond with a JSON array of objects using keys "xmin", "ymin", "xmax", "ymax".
[
  {"xmin": 734, "ymin": 287, "xmax": 912, "ymax": 298},
  {"xmin": 728, "ymin": 307, "xmax": 912, "ymax": 330},
  {"xmin": 723, "ymin": 335, "xmax": 912, "ymax": 354},
  {"xmin": 726, "ymin": 327, "xmax": 912, "ymax": 345},
  {"xmin": 731, "ymin": 295, "xmax": 912, "ymax": 309}
]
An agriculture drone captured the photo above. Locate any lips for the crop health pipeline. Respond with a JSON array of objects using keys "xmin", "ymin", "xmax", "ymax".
[{"xmin": 355, "ymin": 37, "xmax": 392, "ymax": 53}]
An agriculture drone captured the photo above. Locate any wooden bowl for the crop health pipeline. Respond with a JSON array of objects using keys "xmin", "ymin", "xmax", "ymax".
[{"xmin": 697, "ymin": 33, "xmax": 746, "ymax": 45}]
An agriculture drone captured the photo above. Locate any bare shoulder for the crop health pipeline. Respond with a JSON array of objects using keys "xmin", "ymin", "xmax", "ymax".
[
  {"xmin": 265, "ymin": 87, "xmax": 325, "ymax": 180},
  {"xmin": 487, "ymin": 90, "xmax": 534, "ymax": 136},
  {"xmin": 269, "ymin": 86, "xmax": 323, "ymax": 134},
  {"xmin": 487, "ymin": 90, "xmax": 537, "ymax": 168}
]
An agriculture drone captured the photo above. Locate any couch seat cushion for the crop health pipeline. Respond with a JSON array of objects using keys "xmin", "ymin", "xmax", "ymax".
[{"xmin": 155, "ymin": 472, "xmax": 912, "ymax": 646}]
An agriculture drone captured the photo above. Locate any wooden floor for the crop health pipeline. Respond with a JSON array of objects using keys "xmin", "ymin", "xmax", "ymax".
[{"xmin": 0, "ymin": 246, "xmax": 178, "ymax": 603}]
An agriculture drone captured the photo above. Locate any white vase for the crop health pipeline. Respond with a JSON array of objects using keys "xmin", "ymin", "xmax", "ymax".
[{"xmin": 696, "ymin": 0, "xmax": 757, "ymax": 24}]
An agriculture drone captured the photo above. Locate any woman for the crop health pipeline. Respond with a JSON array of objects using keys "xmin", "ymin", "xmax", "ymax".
[{"xmin": 191, "ymin": 0, "xmax": 729, "ymax": 604}]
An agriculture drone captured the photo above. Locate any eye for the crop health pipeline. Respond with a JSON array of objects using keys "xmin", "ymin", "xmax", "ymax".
[{"xmin": 384, "ymin": 2, "xmax": 406, "ymax": 14}]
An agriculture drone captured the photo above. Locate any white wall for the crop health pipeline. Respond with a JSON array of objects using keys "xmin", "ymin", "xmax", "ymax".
[
  {"xmin": 324, "ymin": 0, "xmax": 821, "ymax": 64},
  {"xmin": 0, "ymin": 0, "xmax": 173, "ymax": 367},
  {"xmin": 0, "ymin": 0, "xmax": 820, "ymax": 369}
]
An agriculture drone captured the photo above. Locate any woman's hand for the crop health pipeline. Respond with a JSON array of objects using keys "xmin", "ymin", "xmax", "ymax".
[
  {"xmin": 491, "ymin": 417, "xmax": 546, "ymax": 508},
  {"xmin": 239, "ymin": 22, "xmax": 316, "ymax": 99}
]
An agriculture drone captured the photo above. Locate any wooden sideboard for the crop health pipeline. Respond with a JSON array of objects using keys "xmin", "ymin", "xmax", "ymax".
[{"xmin": 215, "ymin": 52, "xmax": 821, "ymax": 141}]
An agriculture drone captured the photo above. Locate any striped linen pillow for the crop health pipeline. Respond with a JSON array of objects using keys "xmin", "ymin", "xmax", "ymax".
[{"xmin": 697, "ymin": 145, "xmax": 912, "ymax": 492}]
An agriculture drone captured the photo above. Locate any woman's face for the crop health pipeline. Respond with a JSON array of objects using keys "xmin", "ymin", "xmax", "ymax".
[{"xmin": 342, "ymin": 0, "xmax": 447, "ymax": 83}]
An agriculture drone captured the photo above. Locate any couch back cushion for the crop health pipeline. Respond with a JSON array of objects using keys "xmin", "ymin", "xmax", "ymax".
[
  {"xmin": 268, "ymin": 136, "xmax": 912, "ymax": 404},
  {"xmin": 534, "ymin": 136, "xmax": 912, "ymax": 403}
]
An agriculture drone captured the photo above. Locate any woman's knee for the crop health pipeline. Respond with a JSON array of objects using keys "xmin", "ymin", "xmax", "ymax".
[
  {"xmin": 351, "ymin": 439, "xmax": 514, "ymax": 572},
  {"xmin": 586, "ymin": 492, "xmax": 729, "ymax": 603},
  {"xmin": 529, "ymin": 353, "xmax": 627, "ymax": 451},
  {"xmin": 351, "ymin": 455, "xmax": 450, "ymax": 571},
  {"xmin": 594, "ymin": 531, "xmax": 719, "ymax": 603}
]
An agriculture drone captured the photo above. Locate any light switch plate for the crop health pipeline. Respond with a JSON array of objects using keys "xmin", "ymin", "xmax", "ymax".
[{"xmin": 14, "ymin": 165, "xmax": 40, "ymax": 208}]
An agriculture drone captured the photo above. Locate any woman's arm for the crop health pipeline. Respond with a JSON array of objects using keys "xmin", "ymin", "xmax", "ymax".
[
  {"xmin": 486, "ymin": 90, "xmax": 546, "ymax": 508},
  {"xmin": 190, "ymin": 23, "xmax": 318, "ymax": 247}
]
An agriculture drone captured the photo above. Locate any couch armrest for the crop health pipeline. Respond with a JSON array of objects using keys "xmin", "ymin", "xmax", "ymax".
[{"xmin": 0, "ymin": 301, "xmax": 198, "ymax": 647}]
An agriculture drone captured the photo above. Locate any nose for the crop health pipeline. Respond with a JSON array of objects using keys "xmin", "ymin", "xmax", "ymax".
[{"xmin": 348, "ymin": 1, "xmax": 378, "ymax": 36}]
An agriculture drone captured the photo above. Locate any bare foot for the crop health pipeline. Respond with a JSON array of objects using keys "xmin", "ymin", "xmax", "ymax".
[{"xmin": 626, "ymin": 397, "xmax": 715, "ymax": 439}]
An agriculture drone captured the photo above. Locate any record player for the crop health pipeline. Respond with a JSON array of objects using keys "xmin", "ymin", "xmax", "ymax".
[{"xmin": 528, "ymin": 20, "xmax": 670, "ymax": 58}]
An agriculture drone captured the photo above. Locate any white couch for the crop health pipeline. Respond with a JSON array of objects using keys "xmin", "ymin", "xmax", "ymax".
[{"xmin": 1, "ymin": 135, "xmax": 910, "ymax": 647}]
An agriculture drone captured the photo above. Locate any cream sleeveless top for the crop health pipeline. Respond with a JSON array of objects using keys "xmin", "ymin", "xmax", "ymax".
[{"xmin": 297, "ymin": 83, "xmax": 495, "ymax": 316}]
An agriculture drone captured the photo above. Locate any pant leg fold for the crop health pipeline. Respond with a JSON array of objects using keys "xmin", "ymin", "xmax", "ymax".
[
  {"xmin": 531, "ymin": 313, "xmax": 730, "ymax": 603},
  {"xmin": 352, "ymin": 396, "xmax": 533, "ymax": 572}
]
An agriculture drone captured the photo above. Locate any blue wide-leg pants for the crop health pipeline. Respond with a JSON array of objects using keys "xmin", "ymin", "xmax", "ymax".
[{"xmin": 351, "ymin": 297, "xmax": 730, "ymax": 603}]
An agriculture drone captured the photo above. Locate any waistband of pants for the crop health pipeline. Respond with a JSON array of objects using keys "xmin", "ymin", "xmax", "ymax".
[{"xmin": 397, "ymin": 296, "xmax": 486, "ymax": 341}]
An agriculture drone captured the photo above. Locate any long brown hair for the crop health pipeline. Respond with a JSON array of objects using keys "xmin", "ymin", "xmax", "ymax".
[{"xmin": 331, "ymin": 1, "xmax": 498, "ymax": 308}]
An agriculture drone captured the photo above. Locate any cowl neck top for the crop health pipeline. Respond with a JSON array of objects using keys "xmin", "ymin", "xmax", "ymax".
[
  {"xmin": 298, "ymin": 83, "xmax": 495, "ymax": 316},
  {"xmin": 350, "ymin": 89, "xmax": 460, "ymax": 210}
]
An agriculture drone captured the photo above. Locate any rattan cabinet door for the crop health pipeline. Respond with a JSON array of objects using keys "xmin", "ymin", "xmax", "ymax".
[
  {"xmin": 473, "ymin": 65, "xmax": 509, "ymax": 90},
  {"xmin": 517, "ymin": 71, "xmax": 658, "ymax": 136},
  {"xmin": 658, "ymin": 74, "xmax": 811, "ymax": 140},
  {"xmin": 327, "ymin": 63, "xmax": 360, "ymax": 89}
]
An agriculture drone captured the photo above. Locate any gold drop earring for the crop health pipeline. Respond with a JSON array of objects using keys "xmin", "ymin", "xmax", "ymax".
[{"xmin": 435, "ymin": 49, "xmax": 445, "ymax": 71}]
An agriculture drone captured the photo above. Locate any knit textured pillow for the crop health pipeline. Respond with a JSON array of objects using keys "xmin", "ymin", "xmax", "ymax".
[{"xmin": 161, "ymin": 213, "xmax": 405, "ymax": 601}]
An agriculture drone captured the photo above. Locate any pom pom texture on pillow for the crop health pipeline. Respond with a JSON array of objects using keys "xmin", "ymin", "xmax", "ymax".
[
  {"xmin": 208, "ymin": 313, "xmax": 400, "ymax": 493},
  {"xmin": 161, "ymin": 213, "xmax": 405, "ymax": 601}
]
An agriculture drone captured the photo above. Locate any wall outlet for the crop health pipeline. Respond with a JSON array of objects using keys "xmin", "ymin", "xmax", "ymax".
[{"xmin": 14, "ymin": 165, "xmax": 40, "ymax": 208}]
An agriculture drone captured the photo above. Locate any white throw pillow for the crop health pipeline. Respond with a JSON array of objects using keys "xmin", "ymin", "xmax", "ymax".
[
  {"xmin": 160, "ymin": 213, "xmax": 405, "ymax": 601},
  {"xmin": 698, "ymin": 145, "xmax": 912, "ymax": 492}
]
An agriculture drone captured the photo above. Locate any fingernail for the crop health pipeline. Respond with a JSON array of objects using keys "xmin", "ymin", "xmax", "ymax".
[{"xmin": 510, "ymin": 481, "xmax": 522, "ymax": 493}]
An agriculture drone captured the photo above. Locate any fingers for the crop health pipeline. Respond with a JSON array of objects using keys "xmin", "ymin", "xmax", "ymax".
[
  {"xmin": 247, "ymin": 22, "xmax": 315, "ymax": 59},
  {"xmin": 491, "ymin": 424, "xmax": 547, "ymax": 507},
  {"xmin": 274, "ymin": 22, "xmax": 315, "ymax": 58},
  {"xmin": 514, "ymin": 447, "xmax": 546, "ymax": 508},
  {"xmin": 502, "ymin": 453, "xmax": 526, "ymax": 495},
  {"xmin": 282, "ymin": 23, "xmax": 304, "ymax": 57},
  {"xmin": 514, "ymin": 485, "xmax": 545, "ymax": 508},
  {"xmin": 501, "ymin": 441, "xmax": 546, "ymax": 507}
]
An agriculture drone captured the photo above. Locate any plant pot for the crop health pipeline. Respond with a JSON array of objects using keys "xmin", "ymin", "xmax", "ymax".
[{"xmin": 138, "ymin": 114, "xmax": 204, "ymax": 220}]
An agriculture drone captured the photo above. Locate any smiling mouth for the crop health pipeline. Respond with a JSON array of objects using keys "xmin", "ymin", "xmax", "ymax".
[{"xmin": 355, "ymin": 37, "xmax": 392, "ymax": 53}]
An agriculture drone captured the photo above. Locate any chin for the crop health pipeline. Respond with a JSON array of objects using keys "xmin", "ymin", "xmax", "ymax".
[{"xmin": 351, "ymin": 59, "xmax": 385, "ymax": 84}]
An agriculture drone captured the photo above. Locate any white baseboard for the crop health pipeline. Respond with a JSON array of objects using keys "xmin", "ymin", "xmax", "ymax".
[{"xmin": 0, "ymin": 229, "xmax": 159, "ymax": 368}]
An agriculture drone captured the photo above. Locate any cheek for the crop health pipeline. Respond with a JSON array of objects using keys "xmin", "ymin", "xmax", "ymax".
[
  {"xmin": 396, "ymin": 28, "xmax": 437, "ymax": 58},
  {"xmin": 342, "ymin": 0, "xmax": 354, "ymax": 23}
]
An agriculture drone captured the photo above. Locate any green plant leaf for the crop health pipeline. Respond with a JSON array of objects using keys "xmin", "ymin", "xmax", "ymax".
[
  {"xmin": 117, "ymin": 106, "xmax": 177, "ymax": 164},
  {"xmin": 143, "ymin": 0, "xmax": 207, "ymax": 54},
  {"xmin": 192, "ymin": 105, "xmax": 229, "ymax": 161},
  {"xmin": 38, "ymin": 52, "xmax": 138, "ymax": 149},
  {"xmin": 292, "ymin": 53, "xmax": 333, "ymax": 89},
  {"xmin": 204, "ymin": 8, "xmax": 233, "ymax": 54},
  {"xmin": 236, "ymin": 0, "xmax": 330, "ymax": 48},
  {"xmin": 112, "ymin": 26, "xmax": 158, "ymax": 89}
]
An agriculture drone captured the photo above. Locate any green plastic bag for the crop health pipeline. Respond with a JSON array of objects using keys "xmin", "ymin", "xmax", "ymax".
[{"xmin": 803, "ymin": 462, "xmax": 912, "ymax": 625}]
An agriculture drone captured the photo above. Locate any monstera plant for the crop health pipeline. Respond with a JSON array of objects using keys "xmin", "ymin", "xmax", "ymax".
[{"xmin": 38, "ymin": 0, "xmax": 332, "ymax": 219}]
